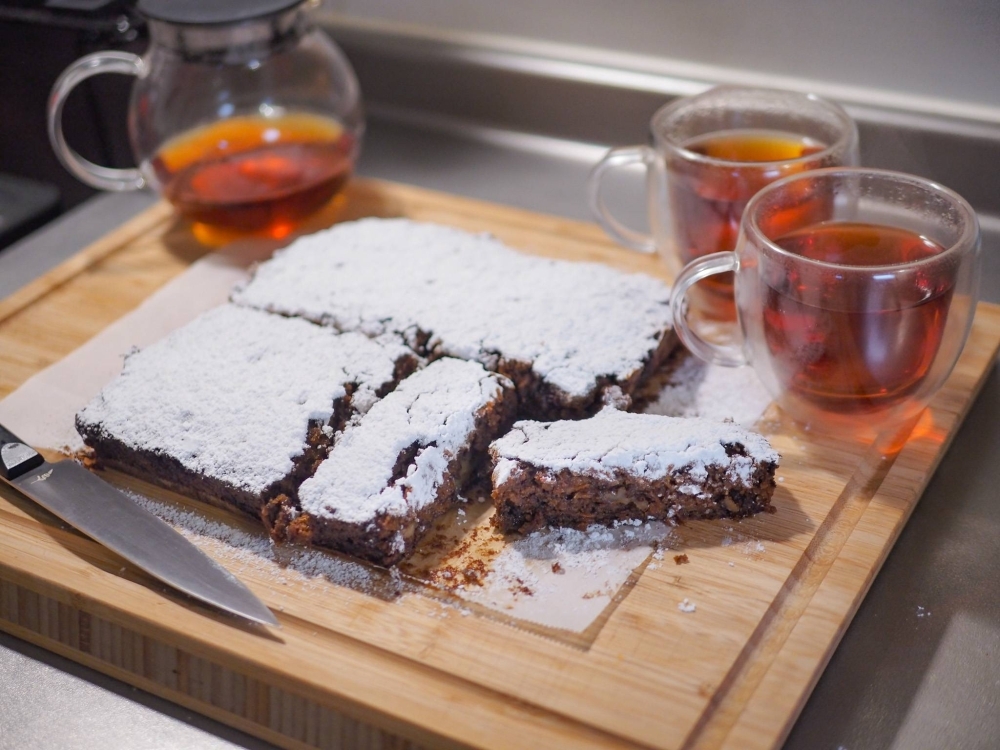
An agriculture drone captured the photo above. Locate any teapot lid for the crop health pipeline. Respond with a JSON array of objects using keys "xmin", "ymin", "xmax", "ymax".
[{"xmin": 137, "ymin": 0, "xmax": 304, "ymax": 25}]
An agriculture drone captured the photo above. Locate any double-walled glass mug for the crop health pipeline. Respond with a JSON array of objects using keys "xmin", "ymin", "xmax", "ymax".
[
  {"xmin": 670, "ymin": 168, "xmax": 981, "ymax": 435},
  {"xmin": 587, "ymin": 86, "xmax": 859, "ymax": 314},
  {"xmin": 47, "ymin": 0, "xmax": 363, "ymax": 239}
]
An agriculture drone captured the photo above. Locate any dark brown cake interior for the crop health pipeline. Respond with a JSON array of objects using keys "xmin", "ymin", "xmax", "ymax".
[
  {"xmin": 492, "ymin": 441, "xmax": 778, "ymax": 535},
  {"xmin": 264, "ymin": 379, "xmax": 519, "ymax": 566}
]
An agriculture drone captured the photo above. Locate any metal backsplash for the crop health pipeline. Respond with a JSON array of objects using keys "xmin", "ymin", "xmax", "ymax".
[{"xmin": 322, "ymin": 15, "xmax": 1000, "ymax": 220}]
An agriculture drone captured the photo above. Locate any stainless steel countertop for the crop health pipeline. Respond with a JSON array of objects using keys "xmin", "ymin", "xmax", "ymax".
[{"xmin": 2, "ymin": 112, "xmax": 999, "ymax": 750}]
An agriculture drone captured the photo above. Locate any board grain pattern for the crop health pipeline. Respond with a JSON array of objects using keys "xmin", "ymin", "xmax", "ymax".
[{"xmin": 1, "ymin": 178, "xmax": 998, "ymax": 750}]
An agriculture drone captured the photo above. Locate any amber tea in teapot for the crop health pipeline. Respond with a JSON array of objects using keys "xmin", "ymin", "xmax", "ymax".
[
  {"xmin": 48, "ymin": 0, "xmax": 363, "ymax": 238},
  {"xmin": 152, "ymin": 113, "xmax": 355, "ymax": 232}
]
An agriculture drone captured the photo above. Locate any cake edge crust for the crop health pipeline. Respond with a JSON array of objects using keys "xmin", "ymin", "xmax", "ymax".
[
  {"xmin": 491, "ymin": 441, "xmax": 778, "ymax": 535},
  {"xmin": 263, "ymin": 380, "xmax": 519, "ymax": 567}
]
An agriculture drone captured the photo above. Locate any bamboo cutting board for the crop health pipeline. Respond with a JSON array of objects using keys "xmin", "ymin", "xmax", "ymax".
[{"xmin": 1, "ymin": 179, "xmax": 998, "ymax": 750}]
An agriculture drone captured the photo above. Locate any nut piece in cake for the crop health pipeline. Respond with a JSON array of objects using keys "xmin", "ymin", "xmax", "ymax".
[
  {"xmin": 266, "ymin": 358, "xmax": 517, "ymax": 566},
  {"xmin": 489, "ymin": 409, "xmax": 779, "ymax": 534},
  {"xmin": 76, "ymin": 304, "xmax": 417, "ymax": 520},
  {"xmin": 232, "ymin": 217, "xmax": 675, "ymax": 419}
]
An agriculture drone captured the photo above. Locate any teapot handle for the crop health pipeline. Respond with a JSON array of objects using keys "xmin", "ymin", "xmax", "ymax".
[{"xmin": 47, "ymin": 51, "xmax": 147, "ymax": 191}]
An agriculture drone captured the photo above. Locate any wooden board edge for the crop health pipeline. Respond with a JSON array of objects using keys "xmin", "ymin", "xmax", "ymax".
[
  {"xmin": 0, "ymin": 542, "xmax": 648, "ymax": 750},
  {"xmin": 0, "ymin": 578, "xmax": 442, "ymax": 750},
  {"xmin": 0, "ymin": 177, "xmax": 646, "ymax": 335},
  {"xmin": 715, "ymin": 307, "xmax": 1000, "ymax": 750},
  {"xmin": 0, "ymin": 201, "xmax": 175, "ymax": 325}
]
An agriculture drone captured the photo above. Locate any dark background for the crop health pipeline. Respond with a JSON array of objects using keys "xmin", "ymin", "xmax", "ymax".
[{"xmin": 0, "ymin": 1, "xmax": 144, "ymax": 245}]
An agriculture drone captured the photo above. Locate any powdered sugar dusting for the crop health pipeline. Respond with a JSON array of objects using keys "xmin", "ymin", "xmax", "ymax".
[
  {"xmin": 124, "ymin": 491, "xmax": 379, "ymax": 592},
  {"xmin": 644, "ymin": 353, "xmax": 772, "ymax": 427},
  {"xmin": 77, "ymin": 305, "xmax": 409, "ymax": 497},
  {"xmin": 232, "ymin": 218, "xmax": 672, "ymax": 403},
  {"xmin": 300, "ymin": 358, "xmax": 510, "ymax": 523},
  {"xmin": 490, "ymin": 408, "xmax": 778, "ymax": 485}
]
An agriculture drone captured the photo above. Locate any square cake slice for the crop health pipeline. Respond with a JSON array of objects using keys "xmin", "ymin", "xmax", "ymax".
[
  {"xmin": 266, "ymin": 358, "xmax": 517, "ymax": 566},
  {"xmin": 76, "ymin": 304, "xmax": 417, "ymax": 520},
  {"xmin": 490, "ymin": 409, "xmax": 779, "ymax": 534},
  {"xmin": 232, "ymin": 218, "xmax": 675, "ymax": 419}
]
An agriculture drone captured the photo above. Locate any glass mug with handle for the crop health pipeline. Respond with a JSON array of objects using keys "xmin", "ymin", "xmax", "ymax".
[
  {"xmin": 588, "ymin": 86, "xmax": 859, "ymax": 315},
  {"xmin": 47, "ymin": 0, "xmax": 363, "ymax": 240},
  {"xmin": 670, "ymin": 167, "xmax": 981, "ymax": 435}
]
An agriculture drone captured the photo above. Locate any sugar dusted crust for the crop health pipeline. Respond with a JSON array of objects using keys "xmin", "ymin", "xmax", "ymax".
[
  {"xmin": 265, "ymin": 359, "xmax": 518, "ymax": 566},
  {"xmin": 490, "ymin": 409, "xmax": 779, "ymax": 534},
  {"xmin": 76, "ymin": 304, "xmax": 417, "ymax": 519},
  {"xmin": 74, "ymin": 222, "xmax": 778, "ymax": 566},
  {"xmin": 232, "ymin": 218, "xmax": 675, "ymax": 418}
]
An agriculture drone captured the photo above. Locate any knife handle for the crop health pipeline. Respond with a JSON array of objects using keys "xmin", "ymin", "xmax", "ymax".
[
  {"xmin": 0, "ymin": 421, "xmax": 26, "ymax": 447},
  {"xmin": 0, "ymin": 421, "xmax": 44, "ymax": 481}
]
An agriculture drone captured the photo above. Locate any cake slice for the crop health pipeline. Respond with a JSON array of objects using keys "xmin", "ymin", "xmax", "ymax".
[
  {"xmin": 232, "ymin": 218, "xmax": 675, "ymax": 419},
  {"xmin": 265, "ymin": 358, "xmax": 517, "ymax": 566},
  {"xmin": 76, "ymin": 304, "xmax": 417, "ymax": 520},
  {"xmin": 490, "ymin": 409, "xmax": 779, "ymax": 534}
]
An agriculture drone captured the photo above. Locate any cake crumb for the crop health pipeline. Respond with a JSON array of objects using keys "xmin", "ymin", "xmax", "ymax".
[
  {"xmin": 673, "ymin": 554, "xmax": 690, "ymax": 565},
  {"xmin": 551, "ymin": 561, "xmax": 565, "ymax": 574},
  {"xmin": 600, "ymin": 385, "xmax": 632, "ymax": 411},
  {"xmin": 678, "ymin": 598, "xmax": 697, "ymax": 613}
]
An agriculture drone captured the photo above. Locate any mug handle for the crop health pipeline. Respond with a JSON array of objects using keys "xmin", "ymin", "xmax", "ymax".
[
  {"xmin": 587, "ymin": 145, "xmax": 659, "ymax": 254},
  {"xmin": 670, "ymin": 251, "xmax": 748, "ymax": 367},
  {"xmin": 47, "ymin": 51, "xmax": 147, "ymax": 191}
]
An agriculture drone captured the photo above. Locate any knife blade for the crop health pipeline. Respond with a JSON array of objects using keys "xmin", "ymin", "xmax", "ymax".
[{"xmin": 0, "ymin": 422, "xmax": 278, "ymax": 628}]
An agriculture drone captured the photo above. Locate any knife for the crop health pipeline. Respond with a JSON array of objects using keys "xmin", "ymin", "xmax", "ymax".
[{"xmin": 0, "ymin": 422, "xmax": 278, "ymax": 627}]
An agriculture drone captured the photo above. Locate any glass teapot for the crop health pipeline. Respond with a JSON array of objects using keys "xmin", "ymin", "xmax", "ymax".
[{"xmin": 47, "ymin": 0, "xmax": 364, "ymax": 235}]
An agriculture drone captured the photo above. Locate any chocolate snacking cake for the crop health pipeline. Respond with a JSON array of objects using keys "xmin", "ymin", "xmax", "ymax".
[
  {"xmin": 490, "ymin": 409, "xmax": 779, "ymax": 534},
  {"xmin": 76, "ymin": 304, "xmax": 416, "ymax": 520},
  {"xmin": 232, "ymin": 218, "xmax": 675, "ymax": 419},
  {"xmin": 265, "ymin": 358, "xmax": 517, "ymax": 566}
]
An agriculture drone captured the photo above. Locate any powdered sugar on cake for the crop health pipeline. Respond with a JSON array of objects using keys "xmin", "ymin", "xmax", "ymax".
[
  {"xmin": 491, "ymin": 408, "xmax": 778, "ymax": 486},
  {"xmin": 299, "ymin": 358, "xmax": 509, "ymax": 524},
  {"xmin": 232, "ymin": 218, "xmax": 672, "ymax": 403},
  {"xmin": 77, "ymin": 305, "xmax": 409, "ymax": 496}
]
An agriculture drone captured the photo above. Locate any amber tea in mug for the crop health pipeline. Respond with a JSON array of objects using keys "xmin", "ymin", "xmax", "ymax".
[
  {"xmin": 589, "ymin": 87, "xmax": 858, "ymax": 313},
  {"xmin": 670, "ymin": 168, "xmax": 981, "ymax": 432},
  {"xmin": 763, "ymin": 221, "xmax": 954, "ymax": 415},
  {"xmin": 669, "ymin": 129, "xmax": 828, "ymax": 295}
]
